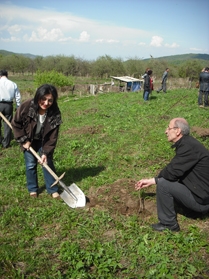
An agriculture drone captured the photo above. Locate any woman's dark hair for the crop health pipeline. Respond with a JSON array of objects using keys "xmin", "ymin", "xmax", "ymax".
[
  {"xmin": 147, "ymin": 70, "xmax": 152, "ymax": 75},
  {"xmin": 33, "ymin": 84, "xmax": 58, "ymax": 112}
]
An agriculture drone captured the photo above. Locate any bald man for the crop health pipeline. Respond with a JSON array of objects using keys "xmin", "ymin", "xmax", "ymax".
[{"xmin": 135, "ymin": 118, "xmax": 209, "ymax": 232}]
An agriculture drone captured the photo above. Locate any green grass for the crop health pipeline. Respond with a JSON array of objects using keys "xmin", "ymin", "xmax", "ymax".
[{"xmin": 1, "ymin": 88, "xmax": 209, "ymax": 278}]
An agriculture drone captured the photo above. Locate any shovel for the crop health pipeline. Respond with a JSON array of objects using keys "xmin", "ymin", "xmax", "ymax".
[{"xmin": 0, "ymin": 111, "xmax": 86, "ymax": 208}]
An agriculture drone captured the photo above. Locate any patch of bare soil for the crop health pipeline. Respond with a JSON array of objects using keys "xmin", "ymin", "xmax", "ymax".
[
  {"xmin": 192, "ymin": 126, "xmax": 209, "ymax": 137},
  {"xmin": 84, "ymin": 178, "xmax": 209, "ymax": 233},
  {"xmin": 65, "ymin": 125, "xmax": 103, "ymax": 135},
  {"xmin": 85, "ymin": 178, "xmax": 157, "ymax": 219}
]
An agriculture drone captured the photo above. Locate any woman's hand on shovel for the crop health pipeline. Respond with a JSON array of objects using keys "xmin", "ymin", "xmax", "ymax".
[
  {"xmin": 22, "ymin": 142, "xmax": 47, "ymax": 165},
  {"xmin": 40, "ymin": 155, "xmax": 47, "ymax": 165},
  {"xmin": 23, "ymin": 141, "xmax": 31, "ymax": 150}
]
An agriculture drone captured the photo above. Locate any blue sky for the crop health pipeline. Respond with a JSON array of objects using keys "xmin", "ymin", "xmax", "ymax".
[{"xmin": 0, "ymin": 0, "xmax": 209, "ymax": 60}]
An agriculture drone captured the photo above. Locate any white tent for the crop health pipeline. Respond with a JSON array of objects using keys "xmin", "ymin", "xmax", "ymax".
[{"xmin": 110, "ymin": 76, "xmax": 143, "ymax": 92}]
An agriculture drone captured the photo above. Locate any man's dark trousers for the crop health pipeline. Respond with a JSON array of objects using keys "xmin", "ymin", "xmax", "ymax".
[{"xmin": 156, "ymin": 178, "xmax": 209, "ymax": 225}]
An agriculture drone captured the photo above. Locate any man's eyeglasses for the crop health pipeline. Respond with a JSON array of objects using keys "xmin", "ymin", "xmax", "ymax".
[{"xmin": 167, "ymin": 127, "xmax": 178, "ymax": 131}]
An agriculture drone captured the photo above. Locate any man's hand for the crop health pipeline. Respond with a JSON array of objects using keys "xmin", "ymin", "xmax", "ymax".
[{"xmin": 135, "ymin": 178, "xmax": 155, "ymax": 190}]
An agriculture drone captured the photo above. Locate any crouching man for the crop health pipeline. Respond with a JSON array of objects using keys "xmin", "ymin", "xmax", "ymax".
[{"xmin": 135, "ymin": 118, "xmax": 209, "ymax": 232}]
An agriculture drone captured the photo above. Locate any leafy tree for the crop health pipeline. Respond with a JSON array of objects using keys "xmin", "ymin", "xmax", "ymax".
[
  {"xmin": 124, "ymin": 57, "xmax": 143, "ymax": 77},
  {"xmin": 178, "ymin": 60, "xmax": 203, "ymax": 80},
  {"xmin": 91, "ymin": 55, "xmax": 125, "ymax": 78},
  {"xmin": 74, "ymin": 58, "xmax": 92, "ymax": 77},
  {"xmin": 0, "ymin": 54, "xmax": 30, "ymax": 74},
  {"xmin": 34, "ymin": 56, "xmax": 44, "ymax": 71}
]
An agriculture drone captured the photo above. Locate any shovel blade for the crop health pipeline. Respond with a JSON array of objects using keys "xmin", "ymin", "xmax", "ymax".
[{"xmin": 60, "ymin": 183, "xmax": 86, "ymax": 208}]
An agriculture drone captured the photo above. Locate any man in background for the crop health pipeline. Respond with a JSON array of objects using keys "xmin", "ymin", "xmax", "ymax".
[
  {"xmin": 0, "ymin": 70, "xmax": 21, "ymax": 148},
  {"xmin": 198, "ymin": 67, "xmax": 209, "ymax": 108},
  {"xmin": 157, "ymin": 68, "xmax": 169, "ymax": 93}
]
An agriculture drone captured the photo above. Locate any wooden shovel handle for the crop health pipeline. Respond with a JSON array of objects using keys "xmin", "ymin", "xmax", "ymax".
[
  {"xmin": 0, "ymin": 111, "xmax": 12, "ymax": 128},
  {"xmin": 28, "ymin": 147, "xmax": 59, "ymax": 180}
]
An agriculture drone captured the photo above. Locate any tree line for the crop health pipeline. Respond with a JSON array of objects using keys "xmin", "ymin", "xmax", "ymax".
[{"xmin": 0, "ymin": 53, "xmax": 206, "ymax": 81}]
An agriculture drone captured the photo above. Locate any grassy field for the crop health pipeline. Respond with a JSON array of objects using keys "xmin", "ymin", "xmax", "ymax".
[{"xmin": 0, "ymin": 87, "xmax": 209, "ymax": 278}]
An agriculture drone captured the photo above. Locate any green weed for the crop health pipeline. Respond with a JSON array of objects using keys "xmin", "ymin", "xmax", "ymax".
[{"xmin": 0, "ymin": 88, "xmax": 209, "ymax": 278}]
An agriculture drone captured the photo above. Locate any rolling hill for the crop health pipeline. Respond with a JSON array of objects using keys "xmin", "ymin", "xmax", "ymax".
[
  {"xmin": 0, "ymin": 49, "xmax": 209, "ymax": 64},
  {"xmin": 0, "ymin": 49, "xmax": 37, "ymax": 59}
]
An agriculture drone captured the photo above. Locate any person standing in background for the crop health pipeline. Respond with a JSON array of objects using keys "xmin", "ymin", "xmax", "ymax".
[
  {"xmin": 141, "ymin": 68, "xmax": 150, "ymax": 79},
  {"xmin": 142, "ymin": 68, "xmax": 150, "ymax": 99},
  {"xmin": 198, "ymin": 67, "xmax": 209, "ymax": 108},
  {"xmin": 157, "ymin": 68, "xmax": 169, "ymax": 93},
  {"xmin": 150, "ymin": 72, "xmax": 154, "ymax": 95},
  {"xmin": 0, "ymin": 70, "xmax": 21, "ymax": 148},
  {"xmin": 143, "ymin": 70, "xmax": 153, "ymax": 101}
]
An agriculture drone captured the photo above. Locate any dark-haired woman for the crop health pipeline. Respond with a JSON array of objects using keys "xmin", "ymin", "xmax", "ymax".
[
  {"xmin": 143, "ymin": 70, "xmax": 153, "ymax": 101},
  {"xmin": 12, "ymin": 84, "xmax": 62, "ymax": 198}
]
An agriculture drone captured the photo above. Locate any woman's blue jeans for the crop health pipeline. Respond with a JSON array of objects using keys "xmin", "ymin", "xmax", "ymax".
[{"xmin": 24, "ymin": 141, "xmax": 58, "ymax": 194}]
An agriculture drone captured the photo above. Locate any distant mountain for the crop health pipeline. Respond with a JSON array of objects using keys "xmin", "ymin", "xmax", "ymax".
[
  {"xmin": 144, "ymin": 53, "xmax": 209, "ymax": 65},
  {"xmin": 0, "ymin": 50, "xmax": 209, "ymax": 64},
  {"xmin": 0, "ymin": 49, "xmax": 37, "ymax": 59},
  {"xmin": 153, "ymin": 53, "xmax": 209, "ymax": 61}
]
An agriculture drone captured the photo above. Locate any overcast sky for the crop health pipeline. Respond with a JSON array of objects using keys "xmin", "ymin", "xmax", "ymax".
[{"xmin": 0, "ymin": 0, "xmax": 209, "ymax": 61}]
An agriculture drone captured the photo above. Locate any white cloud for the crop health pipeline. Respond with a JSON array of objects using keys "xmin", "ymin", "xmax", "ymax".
[
  {"xmin": 106, "ymin": 39, "xmax": 119, "ymax": 43},
  {"xmin": 28, "ymin": 27, "xmax": 63, "ymax": 42},
  {"xmin": 78, "ymin": 31, "xmax": 90, "ymax": 42},
  {"xmin": 96, "ymin": 39, "xmax": 104, "ymax": 43},
  {"xmin": 190, "ymin": 47, "xmax": 202, "ymax": 51},
  {"xmin": 95, "ymin": 38, "xmax": 119, "ymax": 44},
  {"xmin": 139, "ymin": 42, "xmax": 146, "ymax": 46},
  {"xmin": 150, "ymin": 36, "xmax": 179, "ymax": 49},
  {"xmin": 1, "ymin": 36, "xmax": 20, "ymax": 42},
  {"xmin": 165, "ymin": 43, "xmax": 179, "ymax": 48},
  {"xmin": 150, "ymin": 36, "xmax": 163, "ymax": 47},
  {"xmin": 8, "ymin": 24, "xmax": 22, "ymax": 35},
  {"xmin": 59, "ymin": 36, "xmax": 73, "ymax": 42},
  {"xmin": 0, "ymin": 4, "xmax": 150, "ymax": 45}
]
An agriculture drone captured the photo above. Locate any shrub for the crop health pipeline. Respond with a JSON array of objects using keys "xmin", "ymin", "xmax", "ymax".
[{"xmin": 34, "ymin": 70, "xmax": 74, "ymax": 88}]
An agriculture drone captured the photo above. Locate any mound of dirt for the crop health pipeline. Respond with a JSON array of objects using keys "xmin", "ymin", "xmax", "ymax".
[
  {"xmin": 86, "ymin": 178, "xmax": 157, "ymax": 218},
  {"xmin": 192, "ymin": 126, "xmax": 209, "ymax": 137}
]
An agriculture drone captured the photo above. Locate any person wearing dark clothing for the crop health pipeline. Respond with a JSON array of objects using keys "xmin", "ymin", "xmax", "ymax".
[
  {"xmin": 198, "ymin": 67, "xmax": 209, "ymax": 107},
  {"xmin": 157, "ymin": 68, "xmax": 169, "ymax": 93},
  {"xmin": 0, "ymin": 70, "xmax": 21, "ymax": 148},
  {"xmin": 141, "ymin": 68, "xmax": 150, "ymax": 79},
  {"xmin": 135, "ymin": 118, "xmax": 209, "ymax": 232},
  {"xmin": 11, "ymin": 84, "xmax": 62, "ymax": 198},
  {"xmin": 142, "ymin": 68, "xmax": 149, "ymax": 99},
  {"xmin": 143, "ymin": 70, "xmax": 152, "ymax": 101}
]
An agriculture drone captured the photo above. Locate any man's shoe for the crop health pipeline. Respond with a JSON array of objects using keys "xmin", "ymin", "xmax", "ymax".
[
  {"xmin": 199, "ymin": 105, "xmax": 204, "ymax": 108},
  {"xmin": 151, "ymin": 222, "xmax": 180, "ymax": 232}
]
